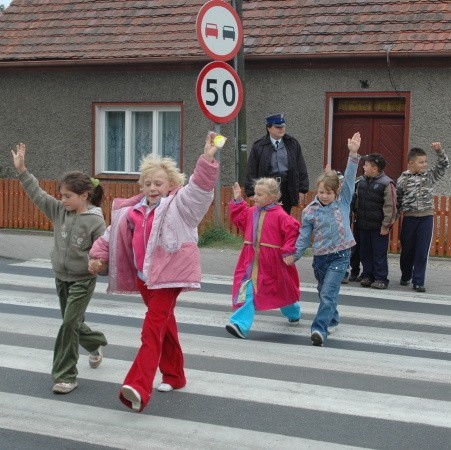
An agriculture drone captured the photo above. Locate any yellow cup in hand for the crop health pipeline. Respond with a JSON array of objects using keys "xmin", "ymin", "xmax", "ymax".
[{"xmin": 213, "ymin": 135, "xmax": 227, "ymax": 148}]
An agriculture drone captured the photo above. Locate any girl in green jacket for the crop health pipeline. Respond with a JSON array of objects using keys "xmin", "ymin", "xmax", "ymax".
[{"xmin": 12, "ymin": 143, "xmax": 107, "ymax": 394}]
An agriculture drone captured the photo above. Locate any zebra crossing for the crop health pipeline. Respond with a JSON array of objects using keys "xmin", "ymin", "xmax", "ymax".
[{"xmin": 0, "ymin": 258, "xmax": 450, "ymax": 449}]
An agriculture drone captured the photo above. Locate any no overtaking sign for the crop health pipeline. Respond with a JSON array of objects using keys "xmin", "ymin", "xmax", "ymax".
[
  {"xmin": 196, "ymin": 0, "xmax": 243, "ymax": 61},
  {"xmin": 196, "ymin": 1, "xmax": 244, "ymax": 124}
]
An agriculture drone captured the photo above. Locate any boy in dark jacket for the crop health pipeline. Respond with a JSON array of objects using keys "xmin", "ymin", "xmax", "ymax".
[{"xmin": 355, "ymin": 154, "xmax": 397, "ymax": 289}]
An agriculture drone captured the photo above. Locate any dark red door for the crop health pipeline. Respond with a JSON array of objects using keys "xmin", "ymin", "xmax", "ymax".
[
  {"xmin": 372, "ymin": 117, "xmax": 404, "ymax": 181},
  {"xmin": 332, "ymin": 116, "xmax": 404, "ymax": 182}
]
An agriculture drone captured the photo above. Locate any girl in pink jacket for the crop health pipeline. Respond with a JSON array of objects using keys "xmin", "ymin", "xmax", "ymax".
[
  {"xmin": 89, "ymin": 133, "xmax": 220, "ymax": 413},
  {"xmin": 226, "ymin": 178, "xmax": 301, "ymax": 339}
]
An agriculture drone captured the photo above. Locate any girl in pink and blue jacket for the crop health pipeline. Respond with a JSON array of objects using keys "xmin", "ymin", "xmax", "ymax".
[
  {"xmin": 89, "ymin": 133, "xmax": 220, "ymax": 413},
  {"xmin": 226, "ymin": 178, "xmax": 301, "ymax": 340}
]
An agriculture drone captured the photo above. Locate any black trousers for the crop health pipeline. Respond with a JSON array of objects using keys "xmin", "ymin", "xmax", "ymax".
[
  {"xmin": 350, "ymin": 222, "xmax": 361, "ymax": 276},
  {"xmin": 278, "ymin": 178, "xmax": 292, "ymax": 215},
  {"xmin": 359, "ymin": 229, "xmax": 390, "ymax": 285}
]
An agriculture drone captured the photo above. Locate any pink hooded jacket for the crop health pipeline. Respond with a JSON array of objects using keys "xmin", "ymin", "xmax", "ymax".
[{"xmin": 90, "ymin": 155, "xmax": 219, "ymax": 294}]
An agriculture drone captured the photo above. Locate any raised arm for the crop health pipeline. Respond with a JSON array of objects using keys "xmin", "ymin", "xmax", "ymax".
[
  {"xmin": 430, "ymin": 141, "xmax": 449, "ymax": 182},
  {"xmin": 11, "ymin": 142, "xmax": 61, "ymax": 220}
]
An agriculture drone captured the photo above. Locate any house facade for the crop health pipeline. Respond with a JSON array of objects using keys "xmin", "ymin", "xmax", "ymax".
[{"xmin": 0, "ymin": 0, "xmax": 450, "ymax": 195}]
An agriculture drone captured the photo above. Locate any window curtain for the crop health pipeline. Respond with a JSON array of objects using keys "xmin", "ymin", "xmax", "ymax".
[
  {"xmin": 106, "ymin": 111, "xmax": 125, "ymax": 171},
  {"xmin": 132, "ymin": 112, "xmax": 153, "ymax": 171},
  {"xmin": 160, "ymin": 112, "xmax": 181, "ymax": 164}
]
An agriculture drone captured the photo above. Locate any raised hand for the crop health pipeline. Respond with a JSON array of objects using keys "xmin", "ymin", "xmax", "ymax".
[
  {"xmin": 430, "ymin": 142, "xmax": 442, "ymax": 152},
  {"xmin": 232, "ymin": 181, "xmax": 242, "ymax": 200},
  {"xmin": 11, "ymin": 143, "xmax": 27, "ymax": 173},
  {"xmin": 347, "ymin": 132, "xmax": 361, "ymax": 154},
  {"xmin": 203, "ymin": 131, "xmax": 221, "ymax": 162}
]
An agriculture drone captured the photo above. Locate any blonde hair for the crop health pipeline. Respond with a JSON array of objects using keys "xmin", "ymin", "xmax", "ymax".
[
  {"xmin": 316, "ymin": 170, "xmax": 340, "ymax": 195},
  {"xmin": 254, "ymin": 177, "xmax": 281, "ymax": 200},
  {"xmin": 139, "ymin": 154, "xmax": 186, "ymax": 187}
]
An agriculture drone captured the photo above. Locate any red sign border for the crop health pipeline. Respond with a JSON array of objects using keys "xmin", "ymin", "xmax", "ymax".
[
  {"xmin": 196, "ymin": 0, "xmax": 243, "ymax": 61},
  {"xmin": 196, "ymin": 61, "xmax": 243, "ymax": 124}
]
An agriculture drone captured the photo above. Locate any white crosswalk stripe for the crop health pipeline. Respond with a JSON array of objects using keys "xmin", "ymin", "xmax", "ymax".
[
  {"xmin": 1, "ymin": 344, "xmax": 450, "ymax": 427},
  {"xmin": 1, "ymin": 392, "xmax": 353, "ymax": 450},
  {"xmin": 0, "ymin": 259, "xmax": 450, "ymax": 449}
]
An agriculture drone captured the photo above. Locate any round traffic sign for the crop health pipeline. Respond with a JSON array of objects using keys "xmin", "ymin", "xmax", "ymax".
[
  {"xmin": 196, "ymin": 0, "xmax": 243, "ymax": 61},
  {"xmin": 196, "ymin": 61, "xmax": 243, "ymax": 124}
]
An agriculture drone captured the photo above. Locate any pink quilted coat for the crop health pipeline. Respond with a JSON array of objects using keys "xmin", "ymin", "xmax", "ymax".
[{"xmin": 90, "ymin": 155, "xmax": 218, "ymax": 294}]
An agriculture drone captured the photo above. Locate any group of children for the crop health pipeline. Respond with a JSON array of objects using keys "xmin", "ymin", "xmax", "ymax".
[
  {"xmin": 340, "ymin": 141, "xmax": 448, "ymax": 293},
  {"xmin": 226, "ymin": 133, "xmax": 449, "ymax": 347},
  {"xmin": 226, "ymin": 132, "xmax": 362, "ymax": 347},
  {"xmin": 11, "ymin": 130, "xmax": 448, "ymax": 413}
]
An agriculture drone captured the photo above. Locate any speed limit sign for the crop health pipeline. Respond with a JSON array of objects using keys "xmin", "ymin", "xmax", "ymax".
[{"xmin": 196, "ymin": 61, "xmax": 243, "ymax": 124}]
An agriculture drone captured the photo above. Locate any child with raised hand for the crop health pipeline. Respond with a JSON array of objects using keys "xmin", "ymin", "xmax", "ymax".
[
  {"xmin": 11, "ymin": 143, "xmax": 107, "ymax": 394},
  {"xmin": 88, "ymin": 132, "xmax": 220, "ymax": 413},
  {"xmin": 396, "ymin": 141, "xmax": 449, "ymax": 292},
  {"xmin": 225, "ymin": 177, "xmax": 301, "ymax": 340},
  {"xmin": 285, "ymin": 132, "xmax": 361, "ymax": 347}
]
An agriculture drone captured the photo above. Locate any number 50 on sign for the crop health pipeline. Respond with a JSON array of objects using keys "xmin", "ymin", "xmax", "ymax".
[{"xmin": 196, "ymin": 61, "xmax": 243, "ymax": 124}]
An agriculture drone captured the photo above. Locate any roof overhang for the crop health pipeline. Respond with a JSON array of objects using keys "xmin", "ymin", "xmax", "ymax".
[{"xmin": 0, "ymin": 52, "xmax": 449, "ymax": 71}]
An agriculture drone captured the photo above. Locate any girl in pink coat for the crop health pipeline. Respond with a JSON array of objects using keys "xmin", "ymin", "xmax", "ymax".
[
  {"xmin": 226, "ymin": 178, "xmax": 301, "ymax": 339},
  {"xmin": 88, "ymin": 133, "xmax": 220, "ymax": 412}
]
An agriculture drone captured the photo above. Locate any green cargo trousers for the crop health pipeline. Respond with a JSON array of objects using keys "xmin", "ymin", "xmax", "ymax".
[{"xmin": 52, "ymin": 277, "xmax": 108, "ymax": 383}]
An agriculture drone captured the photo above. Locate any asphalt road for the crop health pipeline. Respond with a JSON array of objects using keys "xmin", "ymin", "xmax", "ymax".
[{"xmin": 0, "ymin": 256, "xmax": 450, "ymax": 449}]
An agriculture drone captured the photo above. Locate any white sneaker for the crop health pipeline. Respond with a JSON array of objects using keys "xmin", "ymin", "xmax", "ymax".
[
  {"xmin": 157, "ymin": 383, "xmax": 174, "ymax": 392},
  {"xmin": 53, "ymin": 381, "xmax": 78, "ymax": 394},
  {"xmin": 89, "ymin": 346, "xmax": 103, "ymax": 369},
  {"xmin": 121, "ymin": 385, "xmax": 141, "ymax": 411}
]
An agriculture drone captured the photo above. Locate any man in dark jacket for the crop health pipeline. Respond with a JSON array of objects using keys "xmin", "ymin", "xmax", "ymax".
[{"xmin": 244, "ymin": 113, "xmax": 309, "ymax": 214}]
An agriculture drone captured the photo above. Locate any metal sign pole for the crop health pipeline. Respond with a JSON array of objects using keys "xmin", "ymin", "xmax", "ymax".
[
  {"xmin": 214, "ymin": 123, "xmax": 221, "ymax": 227},
  {"xmin": 195, "ymin": 1, "xmax": 244, "ymax": 228}
]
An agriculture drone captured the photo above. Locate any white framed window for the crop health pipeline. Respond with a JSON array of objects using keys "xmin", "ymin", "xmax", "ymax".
[{"xmin": 94, "ymin": 103, "xmax": 181, "ymax": 175}]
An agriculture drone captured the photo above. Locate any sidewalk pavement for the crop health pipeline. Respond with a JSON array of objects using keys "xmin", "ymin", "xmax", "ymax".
[{"xmin": 1, "ymin": 229, "xmax": 450, "ymax": 298}]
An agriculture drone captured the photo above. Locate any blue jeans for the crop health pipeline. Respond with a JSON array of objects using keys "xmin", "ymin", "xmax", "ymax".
[
  {"xmin": 311, "ymin": 249, "xmax": 350, "ymax": 339},
  {"xmin": 230, "ymin": 296, "xmax": 301, "ymax": 338}
]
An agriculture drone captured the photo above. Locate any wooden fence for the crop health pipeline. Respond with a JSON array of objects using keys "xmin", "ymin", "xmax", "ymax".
[{"xmin": 1, "ymin": 179, "xmax": 450, "ymax": 257}]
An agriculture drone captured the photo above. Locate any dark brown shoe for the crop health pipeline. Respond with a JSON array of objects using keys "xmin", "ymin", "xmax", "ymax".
[
  {"xmin": 413, "ymin": 285, "xmax": 426, "ymax": 293},
  {"xmin": 371, "ymin": 280, "xmax": 387, "ymax": 290}
]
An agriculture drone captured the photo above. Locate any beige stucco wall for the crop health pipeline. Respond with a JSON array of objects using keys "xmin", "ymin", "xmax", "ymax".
[{"xmin": 0, "ymin": 63, "xmax": 450, "ymax": 193}]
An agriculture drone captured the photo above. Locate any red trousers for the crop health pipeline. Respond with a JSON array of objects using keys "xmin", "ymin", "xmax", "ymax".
[{"xmin": 119, "ymin": 279, "xmax": 186, "ymax": 412}]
